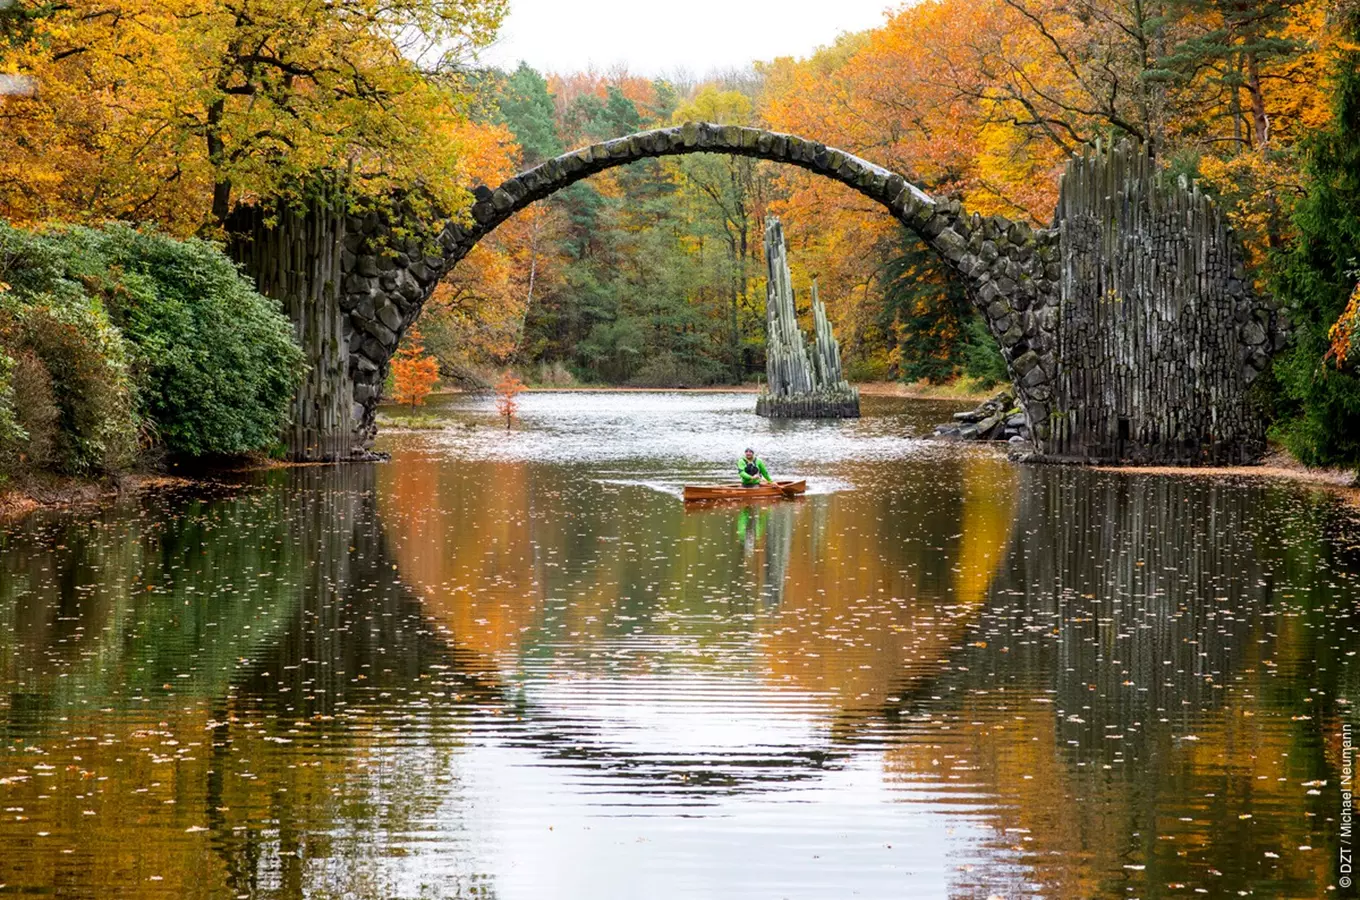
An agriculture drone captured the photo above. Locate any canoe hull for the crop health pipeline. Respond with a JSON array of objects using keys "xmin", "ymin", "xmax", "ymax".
[{"xmin": 682, "ymin": 480, "xmax": 807, "ymax": 502}]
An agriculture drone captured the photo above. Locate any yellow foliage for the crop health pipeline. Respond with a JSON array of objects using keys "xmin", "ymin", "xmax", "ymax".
[{"xmin": 0, "ymin": 0, "xmax": 508, "ymax": 231}]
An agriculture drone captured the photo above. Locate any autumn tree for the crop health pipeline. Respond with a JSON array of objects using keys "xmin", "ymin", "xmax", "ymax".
[
  {"xmin": 390, "ymin": 329, "xmax": 440, "ymax": 407},
  {"xmin": 0, "ymin": 0, "xmax": 508, "ymax": 230},
  {"xmin": 494, "ymin": 370, "xmax": 523, "ymax": 428}
]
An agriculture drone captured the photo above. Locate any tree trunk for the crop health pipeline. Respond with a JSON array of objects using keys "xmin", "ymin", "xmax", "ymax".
[
  {"xmin": 1245, "ymin": 50, "xmax": 1271, "ymax": 150},
  {"xmin": 206, "ymin": 97, "xmax": 232, "ymax": 226}
]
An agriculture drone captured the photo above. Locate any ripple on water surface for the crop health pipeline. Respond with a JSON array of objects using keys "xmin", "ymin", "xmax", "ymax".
[{"xmin": 1, "ymin": 393, "xmax": 1358, "ymax": 898}]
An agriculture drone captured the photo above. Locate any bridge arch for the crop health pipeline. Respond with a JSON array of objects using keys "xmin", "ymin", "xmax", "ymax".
[
  {"xmin": 337, "ymin": 123, "xmax": 1059, "ymax": 447},
  {"xmin": 232, "ymin": 126, "xmax": 1273, "ymax": 464}
]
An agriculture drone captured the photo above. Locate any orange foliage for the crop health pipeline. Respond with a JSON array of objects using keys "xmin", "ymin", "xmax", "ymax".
[
  {"xmin": 390, "ymin": 329, "xmax": 440, "ymax": 406},
  {"xmin": 422, "ymin": 200, "xmax": 569, "ymax": 376},
  {"xmin": 494, "ymin": 370, "xmax": 524, "ymax": 428},
  {"xmin": 1327, "ymin": 284, "xmax": 1360, "ymax": 369},
  {"xmin": 755, "ymin": 0, "xmax": 1333, "ymax": 371}
]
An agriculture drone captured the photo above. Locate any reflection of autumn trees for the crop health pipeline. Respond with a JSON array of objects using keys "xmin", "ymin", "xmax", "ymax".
[
  {"xmin": 379, "ymin": 454, "xmax": 546, "ymax": 661},
  {"xmin": 757, "ymin": 456, "xmax": 1018, "ymax": 710},
  {"xmin": 378, "ymin": 454, "xmax": 1019, "ymax": 708},
  {"xmin": 0, "ymin": 466, "xmax": 505, "ymax": 899}
]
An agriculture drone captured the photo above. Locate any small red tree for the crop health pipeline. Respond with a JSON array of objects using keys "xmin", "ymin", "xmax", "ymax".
[
  {"xmin": 494, "ymin": 370, "xmax": 524, "ymax": 429},
  {"xmin": 390, "ymin": 328, "xmax": 439, "ymax": 407},
  {"xmin": 1327, "ymin": 283, "xmax": 1360, "ymax": 369}
]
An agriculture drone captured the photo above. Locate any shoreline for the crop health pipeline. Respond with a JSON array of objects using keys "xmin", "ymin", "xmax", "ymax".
[
  {"xmin": 441, "ymin": 380, "xmax": 999, "ymax": 401},
  {"xmin": 0, "ymin": 473, "xmax": 206, "ymax": 523},
  {"xmin": 1094, "ymin": 450, "xmax": 1358, "ymax": 494}
]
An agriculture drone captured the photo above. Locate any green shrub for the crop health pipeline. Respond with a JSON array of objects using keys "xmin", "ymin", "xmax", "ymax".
[
  {"xmin": 845, "ymin": 356, "xmax": 890, "ymax": 383},
  {"xmin": 6, "ymin": 349, "xmax": 62, "ymax": 471},
  {"xmin": 0, "ymin": 347, "xmax": 19, "ymax": 448},
  {"xmin": 627, "ymin": 352, "xmax": 724, "ymax": 388},
  {"xmin": 0, "ymin": 291, "xmax": 139, "ymax": 475},
  {"xmin": 0, "ymin": 222, "xmax": 302, "ymax": 460}
]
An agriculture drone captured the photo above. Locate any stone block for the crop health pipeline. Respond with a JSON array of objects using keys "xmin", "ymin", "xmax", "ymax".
[
  {"xmin": 360, "ymin": 335, "xmax": 384, "ymax": 361},
  {"xmin": 976, "ymin": 413, "xmax": 1003, "ymax": 436},
  {"xmin": 375, "ymin": 301, "xmax": 402, "ymax": 333},
  {"xmin": 360, "ymin": 317, "xmax": 396, "ymax": 346},
  {"xmin": 397, "ymin": 272, "xmax": 424, "ymax": 302},
  {"xmin": 920, "ymin": 214, "xmax": 948, "ymax": 239},
  {"xmin": 471, "ymin": 201, "xmax": 496, "ymax": 225},
  {"xmin": 1241, "ymin": 321, "xmax": 1267, "ymax": 346},
  {"xmin": 934, "ymin": 228, "xmax": 968, "ymax": 262},
  {"xmin": 343, "ymin": 273, "xmax": 374, "ymax": 295},
  {"xmin": 1011, "ymin": 350, "xmax": 1041, "ymax": 376}
]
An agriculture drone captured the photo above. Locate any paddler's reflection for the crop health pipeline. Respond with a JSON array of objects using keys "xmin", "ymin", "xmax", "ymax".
[{"xmin": 737, "ymin": 505, "xmax": 768, "ymax": 554}]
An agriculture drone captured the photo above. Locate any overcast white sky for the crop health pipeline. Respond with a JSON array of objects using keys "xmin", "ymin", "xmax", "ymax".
[{"xmin": 478, "ymin": 0, "xmax": 903, "ymax": 78}]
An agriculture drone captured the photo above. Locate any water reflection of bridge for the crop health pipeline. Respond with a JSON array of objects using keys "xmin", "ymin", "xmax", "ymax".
[
  {"xmin": 1, "ymin": 461, "xmax": 1353, "ymax": 897},
  {"xmin": 375, "ymin": 457, "xmax": 1354, "ymax": 897}
]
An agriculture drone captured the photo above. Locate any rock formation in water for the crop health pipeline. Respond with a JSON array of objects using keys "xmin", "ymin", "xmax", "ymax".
[
  {"xmin": 756, "ymin": 217, "xmax": 860, "ymax": 418},
  {"xmin": 932, "ymin": 386, "xmax": 1032, "ymax": 444}
]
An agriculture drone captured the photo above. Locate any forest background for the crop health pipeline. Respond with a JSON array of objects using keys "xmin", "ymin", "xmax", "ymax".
[{"xmin": 3, "ymin": 0, "xmax": 1360, "ymax": 469}]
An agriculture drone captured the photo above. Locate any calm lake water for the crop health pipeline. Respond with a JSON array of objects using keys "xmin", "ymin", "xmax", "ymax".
[{"xmin": 2, "ymin": 392, "xmax": 1358, "ymax": 899}]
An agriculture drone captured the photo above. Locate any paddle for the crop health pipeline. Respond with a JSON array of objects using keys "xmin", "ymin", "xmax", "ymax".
[{"xmin": 775, "ymin": 480, "xmax": 798, "ymax": 498}]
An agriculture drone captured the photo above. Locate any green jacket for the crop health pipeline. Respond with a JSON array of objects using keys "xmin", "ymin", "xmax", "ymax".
[{"xmin": 738, "ymin": 456, "xmax": 771, "ymax": 486}]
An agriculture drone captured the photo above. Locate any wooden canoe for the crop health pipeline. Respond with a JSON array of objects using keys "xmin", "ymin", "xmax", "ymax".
[{"xmin": 682, "ymin": 480, "xmax": 806, "ymax": 503}]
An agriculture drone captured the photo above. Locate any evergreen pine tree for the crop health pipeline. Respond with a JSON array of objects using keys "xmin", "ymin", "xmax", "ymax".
[{"xmin": 496, "ymin": 63, "xmax": 563, "ymax": 166}]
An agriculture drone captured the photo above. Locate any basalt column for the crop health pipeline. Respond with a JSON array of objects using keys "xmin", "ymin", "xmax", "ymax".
[
  {"xmin": 226, "ymin": 180, "xmax": 355, "ymax": 461},
  {"xmin": 1048, "ymin": 141, "xmax": 1283, "ymax": 464},
  {"xmin": 756, "ymin": 217, "xmax": 860, "ymax": 418}
]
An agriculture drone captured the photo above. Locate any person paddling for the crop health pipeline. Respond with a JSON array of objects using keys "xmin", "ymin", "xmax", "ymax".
[{"xmin": 738, "ymin": 448, "xmax": 773, "ymax": 487}]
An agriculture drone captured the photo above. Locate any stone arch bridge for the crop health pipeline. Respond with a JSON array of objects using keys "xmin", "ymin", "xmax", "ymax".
[{"xmin": 228, "ymin": 123, "xmax": 1282, "ymax": 465}]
